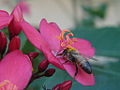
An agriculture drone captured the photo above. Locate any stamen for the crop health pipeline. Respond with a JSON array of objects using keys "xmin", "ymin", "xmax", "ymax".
[
  {"xmin": 61, "ymin": 42, "xmax": 66, "ymax": 47},
  {"xmin": 72, "ymin": 38, "xmax": 77, "ymax": 42},
  {"xmin": 56, "ymin": 29, "xmax": 77, "ymax": 48},
  {"xmin": 0, "ymin": 80, "xmax": 18, "ymax": 90},
  {"xmin": 68, "ymin": 33, "xmax": 74, "ymax": 36},
  {"xmin": 61, "ymin": 29, "xmax": 70, "ymax": 40}
]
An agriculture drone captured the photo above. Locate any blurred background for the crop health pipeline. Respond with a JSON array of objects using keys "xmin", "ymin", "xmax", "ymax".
[{"xmin": 1, "ymin": 0, "xmax": 120, "ymax": 90}]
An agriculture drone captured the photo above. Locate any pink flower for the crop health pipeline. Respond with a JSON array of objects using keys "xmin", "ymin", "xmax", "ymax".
[
  {"xmin": 0, "ymin": 1, "xmax": 29, "ymax": 39},
  {"xmin": 0, "ymin": 50, "xmax": 32, "ymax": 89},
  {"xmin": 20, "ymin": 19, "xmax": 64, "ymax": 70},
  {"xmin": 20, "ymin": 19, "xmax": 95, "ymax": 85}
]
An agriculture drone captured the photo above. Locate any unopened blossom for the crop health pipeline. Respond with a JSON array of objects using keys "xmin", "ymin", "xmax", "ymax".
[
  {"xmin": 7, "ymin": 36, "xmax": 21, "ymax": 53},
  {"xmin": 38, "ymin": 59, "xmax": 49, "ymax": 72},
  {"xmin": 52, "ymin": 80, "xmax": 72, "ymax": 90},
  {"xmin": 0, "ymin": 32, "xmax": 7, "ymax": 57},
  {"xmin": 20, "ymin": 19, "xmax": 95, "ymax": 85},
  {"xmin": 27, "ymin": 52, "xmax": 39, "ymax": 61},
  {"xmin": 44, "ymin": 68, "xmax": 55, "ymax": 77},
  {"xmin": 0, "ymin": 50, "xmax": 32, "ymax": 89}
]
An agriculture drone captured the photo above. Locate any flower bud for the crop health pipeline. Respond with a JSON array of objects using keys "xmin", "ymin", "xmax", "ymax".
[
  {"xmin": 8, "ymin": 36, "xmax": 20, "ymax": 53},
  {"xmin": 0, "ymin": 32, "xmax": 7, "ymax": 56},
  {"xmin": 52, "ymin": 80, "xmax": 72, "ymax": 90},
  {"xmin": 52, "ymin": 84, "xmax": 61, "ymax": 90},
  {"xmin": 8, "ymin": 20, "xmax": 22, "ymax": 40},
  {"xmin": 27, "ymin": 52, "xmax": 39, "ymax": 61},
  {"xmin": 8, "ymin": 6, "xmax": 22, "ymax": 40},
  {"xmin": 38, "ymin": 59, "xmax": 49, "ymax": 72},
  {"xmin": 60, "ymin": 80, "xmax": 72, "ymax": 90},
  {"xmin": 44, "ymin": 68, "xmax": 55, "ymax": 77}
]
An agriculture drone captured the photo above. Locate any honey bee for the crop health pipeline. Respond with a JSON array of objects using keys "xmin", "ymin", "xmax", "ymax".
[{"xmin": 57, "ymin": 47, "xmax": 97, "ymax": 78}]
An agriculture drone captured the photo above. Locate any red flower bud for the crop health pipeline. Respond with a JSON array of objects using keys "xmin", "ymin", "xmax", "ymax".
[
  {"xmin": 0, "ymin": 32, "xmax": 7, "ymax": 56},
  {"xmin": 44, "ymin": 68, "xmax": 55, "ymax": 77},
  {"xmin": 52, "ymin": 84, "xmax": 61, "ymax": 90},
  {"xmin": 60, "ymin": 80, "xmax": 72, "ymax": 90},
  {"xmin": 27, "ymin": 52, "xmax": 39, "ymax": 61},
  {"xmin": 8, "ymin": 36, "xmax": 20, "ymax": 53},
  {"xmin": 38, "ymin": 59, "xmax": 49, "ymax": 72},
  {"xmin": 52, "ymin": 80, "xmax": 72, "ymax": 90},
  {"xmin": 8, "ymin": 19, "xmax": 22, "ymax": 40}
]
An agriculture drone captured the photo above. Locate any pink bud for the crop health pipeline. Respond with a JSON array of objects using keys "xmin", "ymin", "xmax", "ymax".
[
  {"xmin": 27, "ymin": 52, "xmax": 39, "ymax": 60},
  {"xmin": 0, "ymin": 32, "xmax": 7, "ymax": 55},
  {"xmin": 38, "ymin": 59, "xmax": 49, "ymax": 72},
  {"xmin": 8, "ymin": 20, "xmax": 22, "ymax": 40},
  {"xmin": 8, "ymin": 36, "xmax": 20, "ymax": 53},
  {"xmin": 52, "ymin": 84, "xmax": 61, "ymax": 90},
  {"xmin": 52, "ymin": 80, "xmax": 72, "ymax": 90},
  {"xmin": 44, "ymin": 68, "xmax": 55, "ymax": 77},
  {"xmin": 60, "ymin": 80, "xmax": 72, "ymax": 90}
]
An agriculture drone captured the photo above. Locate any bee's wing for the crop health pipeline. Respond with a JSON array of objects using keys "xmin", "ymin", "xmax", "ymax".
[
  {"xmin": 72, "ymin": 51, "xmax": 98, "ymax": 61},
  {"xmin": 79, "ymin": 53, "xmax": 98, "ymax": 61}
]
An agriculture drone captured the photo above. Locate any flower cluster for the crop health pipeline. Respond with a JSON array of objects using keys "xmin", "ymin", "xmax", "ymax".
[
  {"xmin": 21, "ymin": 19, "xmax": 95, "ymax": 86},
  {"xmin": 0, "ymin": 1, "xmax": 95, "ymax": 89}
]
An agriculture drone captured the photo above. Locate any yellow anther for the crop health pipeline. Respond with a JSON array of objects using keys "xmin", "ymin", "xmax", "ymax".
[
  {"xmin": 73, "ymin": 38, "xmax": 77, "ymax": 42},
  {"xmin": 56, "ymin": 29, "xmax": 77, "ymax": 48},
  {"xmin": 13, "ymin": 85, "xmax": 17, "ymax": 90},
  {"xmin": 68, "ymin": 33, "xmax": 74, "ymax": 36},
  {"xmin": 0, "ymin": 81, "xmax": 7, "ymax": 87},
  {"xmin": 0, "ymin": 80, "xmax": 18, "ymax": 90},
  {"xmin": 62, "ymin": 29, "xmax": 70, "ymax": 33},
  {"xmin": 61, "ymin": 42, "xmax": 66, "ymax": 47}
]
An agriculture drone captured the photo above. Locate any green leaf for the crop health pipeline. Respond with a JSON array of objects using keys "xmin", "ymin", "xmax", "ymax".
[{"xmin": 72, "ymin": 26, "xmax": 120, "ymax": 57}]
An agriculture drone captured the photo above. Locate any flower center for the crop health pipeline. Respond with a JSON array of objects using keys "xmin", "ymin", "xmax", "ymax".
[
  {"xmin": 0, "ymin": 80, "xmax": 18, "ymax": 90},
  {"xmin": 56, "ymin": 29, "xmax": 77, "ymax": 51}
]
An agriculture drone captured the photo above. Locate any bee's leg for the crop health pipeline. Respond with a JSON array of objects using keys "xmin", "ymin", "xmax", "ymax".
[
  {"xmin": 74, "ymin": 62, "xmax": 78, "ymax": 79},
  {"xmin": 62, "ymin": 56, "xmax": 73, "ymax": 64},
  {"xmin": 62, "ymin": 60, "xmax": 70, "ymax": 64}
]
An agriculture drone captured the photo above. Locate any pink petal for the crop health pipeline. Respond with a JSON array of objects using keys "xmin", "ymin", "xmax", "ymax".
[
  {"xmin": 8, "ymin": 6, "xmax": 23, "ymax": 39},
  {"xmin": 59, "ymin": 59, "xmax": 95, "ymax": 86},
  {"xmin": 0, "ymin": 10, "xmax": 9, "ymax": 16},
  {"xmin": 0, "ymin": 50, "xmax": 32, "ymax": 89},
  {"xmin": 17, "ymin": 1, "xmax": 30, "ymax": 15},
  {"xmin": 0, "ymin": 10, "xmax": 12, "ymax": 30},
  {"xmin": 72, "ymin": 38, "xmax": 95, "ymax": 57},
  {"xmin": 20, "ymin": 19, "xmax": 49, "ymax": 51},
  {"xmin": 44, "ymin": 51, "xmax": 65, "ymax": 70},
  {"xmin": 20, "ymin": 20, "xmax": 64, "ymax": 70},
  {"xmin": 39, "ymin": 19, "xmax": 61, "ymax": 52},
  {"xmin": 11, "ymin": 5, "xmax": 23, "ymax": 22}
]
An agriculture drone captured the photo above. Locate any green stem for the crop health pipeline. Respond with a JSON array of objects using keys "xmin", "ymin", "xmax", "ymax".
[{"xmin": 25, "ymin": 71, "xmax": 45, "ymax": 90}]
